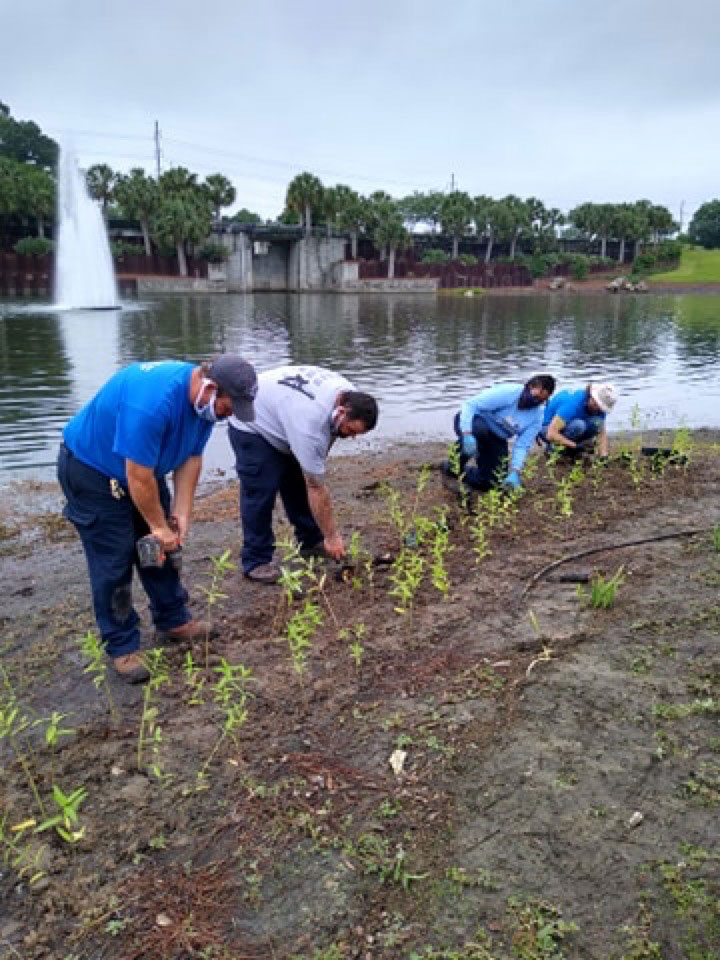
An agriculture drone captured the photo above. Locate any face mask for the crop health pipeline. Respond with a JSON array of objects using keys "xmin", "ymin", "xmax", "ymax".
[
  {"xmin": 330, "ymin": 407, "xmax": 344, "ymax": 437},
  {"xmin": 518, "ymin": 386, "xmax": 542, "ymax": 409},
  {"xmin": 194, "ymin": 379, "xmax": 218, "ymax": 423}
]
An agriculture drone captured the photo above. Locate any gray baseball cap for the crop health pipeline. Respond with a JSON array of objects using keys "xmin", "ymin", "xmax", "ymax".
[{"xmin": 208, "ymin": 355, "xmax": 257, "ymax": 421}]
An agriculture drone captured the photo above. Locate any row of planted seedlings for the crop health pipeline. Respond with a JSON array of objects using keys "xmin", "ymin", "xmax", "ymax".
[
  {"xmin": 0, "ymin": 549, "xmax": 254, "ymax": 895},
  {"xmin": 0, "ymin": 431, "xmax": 696, "ymax": 901}
]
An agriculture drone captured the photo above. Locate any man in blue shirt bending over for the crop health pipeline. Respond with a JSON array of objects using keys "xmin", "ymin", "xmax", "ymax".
[
  {"xmin": 540, "ymin": 382, "xmax": 617, "ymax": 459},
  {"xmin": 58, "ymin": 356, "xmax": 257, "ymax": 684},
  {"xmin": 444, "ymin": 374, "xmax": 556, "ymax": 492}
]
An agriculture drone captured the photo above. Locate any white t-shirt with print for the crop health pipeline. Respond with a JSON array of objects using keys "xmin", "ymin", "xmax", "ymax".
[{"xmin": 229, "ymin": 365, "xmax": 355, "ymax": 477}]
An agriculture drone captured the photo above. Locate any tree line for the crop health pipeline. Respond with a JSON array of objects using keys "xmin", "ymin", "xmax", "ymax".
[{"xmin": 3, "ymin": 103, "xmax": 720, "ymax": 280}]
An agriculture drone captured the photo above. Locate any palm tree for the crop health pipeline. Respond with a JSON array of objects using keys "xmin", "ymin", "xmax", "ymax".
[
  {"xmin": 115, "ymin": 168, "xmax": 159, "ymax": 255},
  {"xmin": 333, "ymin": 185, "xmax": 367, "ymax": 258},
  {"xmin": 203, "ymin": 173, "xmax": 236, "ymax": 225},
  {"xmin": 286, "ymin": 172, "xmax": 324, "ymax": 235},
  {"xmin": 85, "ymin": 164, "xmax": 116, "ymax": 220},
  {"xmin": 18, "ymin": 164, "xmax": 54, "ymax": 237},
  {"xmin": 152, "ymin": 192, "xmax": 211, "ymax": 276},
  {"xmin": 440, "ymin": 191, "xmax": 474, "ymax": 259},
  {"xmin": 374, "ymin": 212, "xmax": 410, "ymax": 279}
]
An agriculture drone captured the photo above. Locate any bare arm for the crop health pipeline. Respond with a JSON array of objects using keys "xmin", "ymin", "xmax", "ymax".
[
  {"xmin": 126, "ymin": 459, "xmax": 178, "ymax": 551},
  {"xmin": 546, "ymin": 415, "xmax": 576, "ymax": 450},
  {"xmin": 171, "ymin": 455, "xmax": 202, "ymax": 543},
  {"xmin": 304, "ymin": 473, "xmax": 344, "ymax": 560}
]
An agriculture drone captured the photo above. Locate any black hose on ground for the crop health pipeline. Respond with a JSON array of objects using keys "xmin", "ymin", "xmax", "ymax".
[{"xmin": 519, "ymin": 527, "xmax": 711, "ymax": 603}]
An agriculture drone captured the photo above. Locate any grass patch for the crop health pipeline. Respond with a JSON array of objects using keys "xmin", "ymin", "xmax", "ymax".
[{"xmin": 650, "ymin": 246, "xmax": 720, "ymax": 284}]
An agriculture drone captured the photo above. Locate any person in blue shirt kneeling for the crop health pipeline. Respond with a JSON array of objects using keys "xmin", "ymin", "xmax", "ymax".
[
  {"xmin": 58, "ymin": 356, "xmax": 257, "ymax": 684},
  {"xmin": 444, "ymin": 374, "xmax": 556, "ymax": 492},
  {"xmin": 540, "ymin": 382, "xmax": 617, "ymax": 460}
]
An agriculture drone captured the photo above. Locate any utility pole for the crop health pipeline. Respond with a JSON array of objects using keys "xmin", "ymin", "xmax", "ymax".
[
  {"xmin": 450, "ymin": 173, "xmax": 456, "ymax": 192},
  {"xmin": 678, "ymin": 200, "xmax": 685, "ymax": 234},
  {"xmin": 154, "ymin": 121, "xmax": 162, "ymax": 178}
]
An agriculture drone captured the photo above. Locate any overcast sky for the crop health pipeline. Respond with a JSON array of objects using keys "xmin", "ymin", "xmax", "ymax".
[{"xmin": 2, "ymin": 0, "xmax": 718, "ymax": 226}]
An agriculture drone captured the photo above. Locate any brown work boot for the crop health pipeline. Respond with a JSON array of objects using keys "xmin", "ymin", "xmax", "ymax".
[
  {"xmin": 112, "ymin": 652, "xmax": 150, "ymax": 685},
  {"xmin": 244, "ymin": 562, "xmax": 280, "ymax": 584},
  {"xmin": 156, "ymin": 619, "xmax": 211, "ymax": 644}
]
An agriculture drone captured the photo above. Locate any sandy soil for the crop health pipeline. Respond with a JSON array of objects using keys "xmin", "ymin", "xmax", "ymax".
[{"xmin": 0, "ymin": 432, "xmax": 719, "ymax": 960}]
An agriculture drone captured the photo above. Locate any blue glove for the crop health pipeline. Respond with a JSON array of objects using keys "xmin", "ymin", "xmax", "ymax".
[
  {"xmin": 461, "ymin": 434, "xmax": 477, "ymax": 457},
  {"xmin": 505, "ymin": 470, "xmax": 522, "ymax": 489}
]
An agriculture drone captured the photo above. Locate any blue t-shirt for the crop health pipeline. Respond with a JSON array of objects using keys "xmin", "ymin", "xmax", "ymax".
[
  {"xmin": 459, "ymin": 383, "xmax": 546, "ymax": 472},
  {"xmin": 63, "ymin": 361, "xmax": 212, "ymax": 483},
  {"xmin": 543, "ymin": 388, "xmax": 606, "ymax": 429}
]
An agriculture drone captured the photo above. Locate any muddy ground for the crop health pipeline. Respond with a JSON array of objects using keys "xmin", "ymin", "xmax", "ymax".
[{"xmin": 0, "ymin": 431, "xmax": 719, "ymax": 960}]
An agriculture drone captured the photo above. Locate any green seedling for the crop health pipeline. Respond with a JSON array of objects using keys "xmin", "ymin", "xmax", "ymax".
[
  {"xmin": 79, "ymin": 630, "xmax": 117, "ymax": 722},
  {"xmin": 446, "ymin": 441, "xmax": 471, "ymax": 515},
  {"xmin": 137, "ymin": 648, "xmax": 170, "ymax": 772},
  {"xmin": 577, "ymin": 565, "xmax": 626, "ymax": 609},
  {"xmin": 183, "ymin": 650, "xmax": 206, "ymax": 705},
  {"xmin": 711, "ymin": 525, "xmax": 720, "ymax": 553},
  {"xmin": 429, "ymin": 508, "xmax": 452, "ymax": 596},
  {"xmin": 470, "ymin": 511, "xmax": 490, "ymax": 564},
  {"xmin": 286, "ymin": 597, "xmax": 324, "ymax": 682},
  {"xmin": 35, "ymin": 784, "xmax": 87, "ymax": 844},
  {"xmin": 508, "ymin": 895, "xmax": 578, "ymax": 958},
  {"xmin": 0, "ymin": 673, "xmax": 45, "ymax": 816},
  {"xmin": 196, "ymin": 659, "xmax": 252, "ymax": 783},
  {"xmin": 0, "ymin": 813, "xmax": 47, "ymax": 886},
  {"xmin": 671, "ymin": 423, "xmax": 693, "ymax": 463},
  {"xmin": 199, "ymin": 549, "xmax": 236, "ymax": 670},
  {"xmin": 388, "ymin": 547, "xmax": 425, "ymax": 619},
  {"xmin": 339, "ymin": 621, "xmax": 367, "ymax": 670}
]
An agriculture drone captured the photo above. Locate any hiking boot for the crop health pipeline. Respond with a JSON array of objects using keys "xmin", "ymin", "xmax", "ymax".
[
  {"xmin": 112, "ymin": 652, "xmax": 150, "ymax": 685},
  {"xmin": 244, "ymin": 562, "xmax": 280, "ymax": 584},
  {"xmin": 156, "ymin": 619, "xmax": 211, "ymax": 644},
  {"xmin": 440, "ymin": 460, "xmax": 460, "ymax": 479}
]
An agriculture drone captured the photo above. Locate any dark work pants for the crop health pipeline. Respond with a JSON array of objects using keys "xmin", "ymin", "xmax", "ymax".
[
  {"xmin": 452, "ymin": 412, "xmax": 509, "ymax": 491},
  {"xmin": 228, "ymin": 427, "xmax": 323, "ymax": 574},
  {"xmin": 57, "ymin": 444, "xmax": 190, "ymax": 658}
]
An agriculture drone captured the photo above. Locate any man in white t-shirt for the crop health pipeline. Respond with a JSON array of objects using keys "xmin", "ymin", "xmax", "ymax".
[{"xmin": 228, "ymin": 365, "xmax": 379, "ymax": 583}]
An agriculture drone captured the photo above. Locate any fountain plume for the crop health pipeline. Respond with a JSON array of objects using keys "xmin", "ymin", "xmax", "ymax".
[{"xmin": 55, "ymin": 145, "xmax": 119, "ymax": 309}]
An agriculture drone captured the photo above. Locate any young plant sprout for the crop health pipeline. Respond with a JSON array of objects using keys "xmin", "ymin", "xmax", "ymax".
[
  {"xmin": 79, "ymin": 630, "xmax": 117, "ymax": 722},
  {"xmin": 136, "ymin": 648, "xmax": 170, "ymax": 772},
  {"xmin": 199, "ymin": 549, "xmax": 236, "ymax": 670},
  {"xmin": 577, "ymin": 565, "xmax": 626, "ymax": 609}
]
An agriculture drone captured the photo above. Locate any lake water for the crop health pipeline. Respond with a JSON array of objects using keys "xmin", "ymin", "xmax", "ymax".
[{"xmin": 1, "ymin": 291, "xmax": 719, "ymax": 487}]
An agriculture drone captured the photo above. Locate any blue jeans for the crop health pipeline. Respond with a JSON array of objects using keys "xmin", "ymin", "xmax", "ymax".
[
  {"xmin": 57, "ymin": 444, "xmax": 191, "ymax": 658},
  {"xmin": 540, "ymin": 417, "xmax": 601, "ymax": 449},
  {"xmin": 228, "ymin": 427, "xmax": 323, "ymax": 574},
  {"xmin": 452, "ymin": 412, "xmax": 509, "ymax": 491}
]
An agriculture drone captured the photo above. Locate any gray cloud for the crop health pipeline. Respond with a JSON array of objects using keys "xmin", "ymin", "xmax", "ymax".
[{"xmin": 2, "ymin": 0, "xmax": 718, "ymax": 222}]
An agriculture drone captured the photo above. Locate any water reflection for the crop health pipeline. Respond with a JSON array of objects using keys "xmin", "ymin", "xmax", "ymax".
[{"xmin": 1, "ymin": 291, "xmax": 719, "ymax": 481}]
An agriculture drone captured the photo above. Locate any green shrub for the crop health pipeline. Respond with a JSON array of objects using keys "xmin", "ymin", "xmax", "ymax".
[
  {"xmin": 13, "ymin": 236, "xmax": 53, "ymax": 256},
  {"xmin": 198, "ymin": 240, "xmax": 229, "ymax": 263},
  {"xmin": 570, "ymin": 257, "xmax": 589, "ymax": 280},
  {"xmin": 110, "ymin": 241, "xmax": 144, "ymax": 258},
  {"xmin": 632, "ymin": 241, "xmax": 682, "ymax": 275},
  {"xmin": 457, "ymin": 253, "xmax": 478, "ymax": 266},
  {"xmin": 421, "ymin": 248, "xmax": 450, "ymax": 264}
]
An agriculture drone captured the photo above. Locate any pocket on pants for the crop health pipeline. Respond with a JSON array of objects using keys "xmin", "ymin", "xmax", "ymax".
[
  {"xmin": 63, "ymin": 501, "xmax": 98, "ymax": 529},
  {"xmin": 234, "ymin": 440, "xmax": 264, "ymax": 478}
]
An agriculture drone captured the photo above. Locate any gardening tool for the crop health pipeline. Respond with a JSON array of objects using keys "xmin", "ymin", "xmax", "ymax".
[{"xmin": 136, "ymin": 534, "xmax": 183, "ymax": 573}]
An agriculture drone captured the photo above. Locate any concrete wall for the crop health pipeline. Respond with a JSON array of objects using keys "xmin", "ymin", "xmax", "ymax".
[
  {"xmin": 136, "ymin": 276, "xmax": 226, "ymax": 294},
  {"xmin": 222, "ymin": 232, "xmax": 252, "ymax": 292},
  {"xmin": 252, "ymin": 243, "xmax": 290, "ymax": 290},
  {"xmin": 339, "ymin": 277, "xmax": 439, "ymax": 293},
  {"xmin": 289, "ymin": 236, "xmax": 346, "ymax": 290}
]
